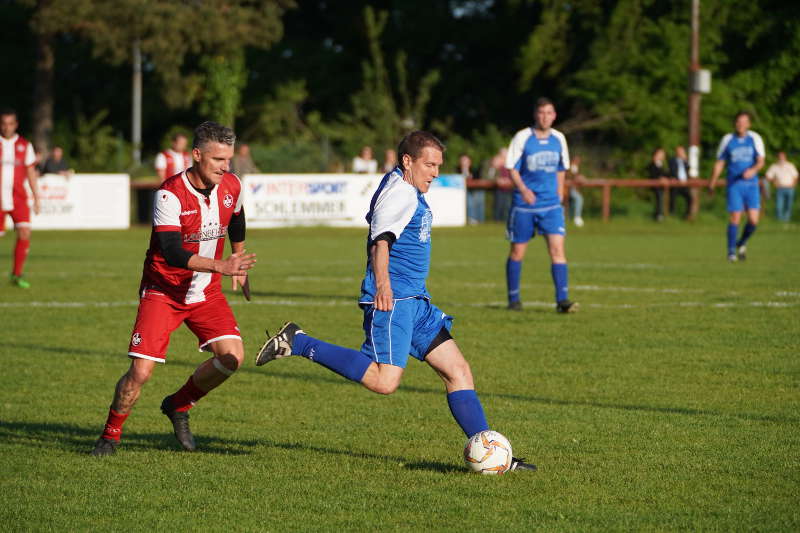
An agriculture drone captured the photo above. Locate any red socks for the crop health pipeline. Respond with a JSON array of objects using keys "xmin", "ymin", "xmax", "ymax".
[
  {"xmin": 13, "ymin": 238, "xmax": 29, "ymax": 276},
  {"xmin": 101, "ymin": 408, "xmax": 129, "ymax": 441},
  {"xmin": 171, "ymin": 376, "xmax": 207, "ymax": 412}
]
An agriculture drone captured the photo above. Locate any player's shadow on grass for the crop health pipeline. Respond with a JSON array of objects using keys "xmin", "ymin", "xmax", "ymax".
[
  {"xmin": 0, "ymin": 420, "xmax": 259, "ymax": 456},
  {"xmin": 226, "ymin": 289, "xmax": 355, "ymax": 301},
  {"xmin": 261, "ymin": 439, "xmax": 463, "ymax": 474}
]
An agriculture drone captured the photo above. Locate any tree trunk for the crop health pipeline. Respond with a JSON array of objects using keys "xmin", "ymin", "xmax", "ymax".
[{"xmin": 31, "ymin": 32, "xmax": 54, "ymax": 157}]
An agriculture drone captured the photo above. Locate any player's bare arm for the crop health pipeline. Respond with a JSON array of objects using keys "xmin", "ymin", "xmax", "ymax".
[
  {"xmin": 230, "ymin": 240, "xmax": 248, "ymax": 290},
  {"xmin": 557, "ymin": 170, "xmax": 565, "ymax": 202},
  {"xmin": 187, "ymin": 250, "xmax": 256, "ymax": 276},
  {"xmin": 371, "ymin": 239, "xmax": 393, "ymax": 311},
  {"xmin": 708, "ymin": 160, "xmax": 726, "ymax": 193},
  {"xmin": 27, "ymin": 165, "xmax": 40, "ymax": 214},
  {"xmin": 510, "ymin": 169, "xmax": 535, "ymax": 204},
  {"xmin": 742, "ymin": 156, "xmax": 765, "ymax": 180}
]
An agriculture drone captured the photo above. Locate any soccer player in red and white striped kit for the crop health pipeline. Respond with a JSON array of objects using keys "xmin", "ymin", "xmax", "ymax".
[
  {"xmin": 92, "ymin": 121, "xmax": 256, "ymax": 456},
  {"xmin": 0, "ymin": 108, "xmax": 39, "ymax": 288}
]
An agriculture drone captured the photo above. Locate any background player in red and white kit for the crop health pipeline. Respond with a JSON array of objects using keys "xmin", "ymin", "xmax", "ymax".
[
  {"xmin": 92, "ymin": 121, "xmax": 256, "ymax": 456},
  {"xmin": 155, "ymin": 132, "xmax": 192, "ymax": 182},
  {"xmin": 0, "ymin": 108, "xmax": 39, "ymax": 289}
]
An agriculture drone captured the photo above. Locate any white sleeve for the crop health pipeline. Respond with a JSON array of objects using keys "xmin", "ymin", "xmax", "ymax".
[
  {"xmin": 24, "ymin": 143, "xmax": 36, "ymax": 167},
  {"xmin": 751, "ymin": 131, "xmax": 765, "ymax": 158},
  {"xmin": 369, "ymin": 182, "xmax": 418, "ymax": 241},
  {"xmin": 153, "ymin": 189, "xmax": 182, "ymax": 228},
  {"xmin": 552, "ymin": 129, "xmax": 570, "ymax": 171},
  {"xmin": 716, "ymin": 134, "xmax": 732, "ymax": 160},
  {"xmin": 505, "ymin": 129, "xmax": 529, "ymax": 170},
  {"xmin": 154, "ymin": 152, "xmax": 167, "ymax": 170}
]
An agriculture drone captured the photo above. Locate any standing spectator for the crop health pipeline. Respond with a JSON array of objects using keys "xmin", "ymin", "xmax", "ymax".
[
  {"xmin": 669, "ymin": 146, "xmax": 692, "ymax": 219},
  {"xmin": 382, "ymin": 148, "xmax": 398, "ymax": 172},
  {"xmin": 0, "ymin": 108, "xmax": 39, "ymax": 288},
  {"xmin": 352, "ymin": 145, "xmax": 378, "ymax": 173},
  {"xmin": 91, "ymin": 121, "xmax": 257, "ymax": 456},
  {"xmin": 458, "ymin": 153, "xmax": 484, "ymax": 224},
  {"xmin": 766, "ymin": 151, "xmax": 798, "ymax": 222},
  {"xmin": 708, "ymin": 110, "xmax": 766, "ymax": 262},
  {"xmin": 155, "ymin": 133, "xmax": 191, "ymax": 183},
  {"xmin": 504, "ymin": 97, "xmax": 577, "ymax": 314},
  {"xmin": 647, "ymin": 148, "xmax": 669, "ymax": 222},
  {"xmin": 488, "ymin": 147, "xmax": 513, "ymax": 222},
  {"xmin": 231, "ymin": 143, "xmax": 260, "ymax": 175},
  {"xmin": 567, "ymin": 155, "xmax": 586, "ymax": 227},
  {"xmin": 40, "ymin": 146, "xmax": 73, "ymax": 176}
]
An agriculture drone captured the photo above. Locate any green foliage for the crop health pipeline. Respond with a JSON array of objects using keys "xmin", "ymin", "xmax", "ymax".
[
  {"xmin": 72, "ymin": 110, "xmax": 130, "ymax": 172},
  {"xmin": 242, "ymin": 80, "xmax": 321, "ymax": 144},
  {"xmin": 199, "ymin": 50, "xmax": 247, "ymax": 128}
]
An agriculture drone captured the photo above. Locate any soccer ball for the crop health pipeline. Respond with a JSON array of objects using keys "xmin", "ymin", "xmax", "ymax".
[{"xmin": 463, "ymin": 430, "xmax": 513, "ymax": 475}]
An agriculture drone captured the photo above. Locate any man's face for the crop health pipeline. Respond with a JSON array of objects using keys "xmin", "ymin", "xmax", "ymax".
[
  {"xmin": 52, "ymin": 147, "xmax": 63, "ymax": 160},
  {"xmin": 534, "ymin": 104, "xmax": 556, "ymax": 130},
  {"xmin": 192, "ymin": 141, "xmax": 234, "ymax": 186},
  {"xmin": 735, "ymin": 114, "xmax": 750, "ymax": 135},
  {"xmin": 676, "ymin": 146, "xmax": 687, "ymax": 159},
  {"xmin": 778, "ymin": 151, "xmax": 786, "ymax": 162},
  {"xmin": 173, "ymin": 136, "xmax": 188, "ymax": 152},
  {"xmin": 1, "ymin": 114, "xmax": 18, "ymax": 139},
  {"xmin": 403, "ymin": 146, "xmax": 443, "ymax": 193}
]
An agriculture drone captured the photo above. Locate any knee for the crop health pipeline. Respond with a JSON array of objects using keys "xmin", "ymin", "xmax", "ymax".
[
  {"xmin": 371, "ymin": 376, "xmax": 401, "ymax": 395},
  {"xmin": 509, "ymin": 248, "xmax": 525, "ymax": 262},
  {"xmin": 17, "ymin": 227, "xmax": 31, "ymax": 240},
  {"xmin": 214, "ymin": 352, "xmax": 243, "ymax": 375},
  {"xmin": 128, "ymin": 364, "xmax": 154, "ymax": 385},
  {"xmin": 448, "ymin": 359, "xmax": 474, "ymax": 388}
]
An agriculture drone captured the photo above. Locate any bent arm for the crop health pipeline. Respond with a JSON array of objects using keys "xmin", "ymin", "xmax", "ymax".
[
  {"xmin": 27, "ymin": 166, "xmax": 40, "ymax": 213},
  {"xmin": 371, "ymin": 239, "xmax": 393, "ymax": 311}
]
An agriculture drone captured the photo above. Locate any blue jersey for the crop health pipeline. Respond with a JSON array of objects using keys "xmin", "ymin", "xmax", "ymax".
[
  {"xmin": 359, "ymin": 168, "xmax": 432, "ymax": 303},
  {"xmin": 505, "ymin": 127, "xmax": 569, "ymax": 208},
  {"xmin": 716, "ymin": 130, "xmax": 765, "ymax": 183}
]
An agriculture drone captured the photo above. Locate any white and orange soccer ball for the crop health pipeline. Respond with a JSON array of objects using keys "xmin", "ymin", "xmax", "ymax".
[{"xmin": 463, "ymin": 430, "xmax": 513, "ymax": 475}]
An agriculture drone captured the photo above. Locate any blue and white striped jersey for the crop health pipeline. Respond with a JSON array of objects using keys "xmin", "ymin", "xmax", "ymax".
[
  {"xmin": 716, "ymin": 131, "xmax": 765, "ymax": 182},
  {"xmin": 505, "ymin": 127, "xmax": 569, "ymax": 208}
]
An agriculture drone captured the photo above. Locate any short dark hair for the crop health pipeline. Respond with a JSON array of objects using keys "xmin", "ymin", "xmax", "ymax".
[
  {"xmin": 397, "ymin": 130, "xmax": 445, "ymax": 163},
  {"xmin": 193, "ymin": 121, "xmax": 236, "ymax": 150},
  {"xmin": 0, "ymin": 108, "xmax": 17, "ymax": 119},
  {"xmin": 535, "ymin": 97, "xmax": 555, "ymax": 110},
  {"xmin": 734, "ymin": 110, "xmax": 751, "ymax": 121},
  {"xmin": 172, "ymin": 132, "xmax": 187, "ymax": 142}
]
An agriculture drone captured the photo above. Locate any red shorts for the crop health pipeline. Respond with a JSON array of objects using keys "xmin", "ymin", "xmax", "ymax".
[
  {"xmin": 127, "ymin": 289, "xmax": 241, "ymax": 363},
  {"xmin": 2, "ymin": 195, "xmax": 31, "ymax": 231}
]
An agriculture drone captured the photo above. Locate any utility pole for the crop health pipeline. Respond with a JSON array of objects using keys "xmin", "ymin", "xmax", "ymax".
[
  {"xmin": 132, "ymin": 39, "xmax": 142, "ymax": 167},
  {"xmin": 688, "ymin": 0, "xmax": 710, "ymax": 178}
]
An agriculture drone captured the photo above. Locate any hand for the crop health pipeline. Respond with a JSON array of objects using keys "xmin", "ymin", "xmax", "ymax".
[
  {"xmin": 374, "ymin": 282, "xmax": 393, "ymax": 311},
  {"xmin": 218, "ymin": 251, "xmax": 256, "ymax": 276},
  {"xmin": 707, "ymin": 182, "xmax": 715, "ymax": 196},
  {"xmin": 232, "ymin": 272, "xmax": 247, "ymax": 290},
  {"xmin": 521, "ymin": 187, "xmax": 535, "ymax": 205},
  {"xmin": 742, "ymin": 168, "xmax": 756, "ymax": 179},
  {"xmin": 33, "ymin": 198, "xmax": 40, "ymax": 215}
]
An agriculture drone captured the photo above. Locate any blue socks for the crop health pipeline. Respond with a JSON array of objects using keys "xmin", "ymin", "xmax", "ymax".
[
  {"xmin": 506, "ymin": 258, "xmax": 522, "ymax": 304},
  {"xmin": 551, "ymin": 262, "xmax": 568, "ymax": 303},
  {"xmin": 447, "ymin": 389, "xmax": 489, "ymax": 437},
  {"xmin": 727, "ymin": 223, "xmax": 738, "ymax": 254},
  {"xmin": 292, "ymin": 334, "xmax": 372, "ymax": 383},
  {"xmin": 737, "ymin": 223, "xmax": 757, "ymax": 247}
]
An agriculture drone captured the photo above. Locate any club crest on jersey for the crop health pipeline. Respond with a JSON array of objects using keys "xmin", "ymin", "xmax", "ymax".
[
  {"xmin": 223, "ymin": 193, "xmax": 234, "ymax": 208},
  {"xmin": 418, "ymin": 209, "xmax": 432, "ymax": 243},
  {"xmin": 131, "ymin": 332, "xmax": 142, "ymax": 346}
]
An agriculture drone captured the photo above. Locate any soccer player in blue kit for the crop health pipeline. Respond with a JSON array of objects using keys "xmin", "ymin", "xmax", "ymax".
[
  {"xmin": 504, "ymin": 98, "xmax": 577, "ymax": 313},
  {"xmin": 708, "ymin": 111, "xmax": 766, "ymax": 262},
  {"xmin": 256, "ymin": 131, "xmax": 535, "ymax": 472}
]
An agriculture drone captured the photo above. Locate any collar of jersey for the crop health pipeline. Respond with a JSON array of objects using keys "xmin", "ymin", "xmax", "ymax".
[{"xmin": 180, "ymin": 169, "xmax": 218, "ymax": 201}]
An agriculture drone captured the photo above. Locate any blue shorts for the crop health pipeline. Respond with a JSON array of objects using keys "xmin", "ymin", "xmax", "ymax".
[
  {"xmin": 360, "ymin": 297, "xmax": 453, "ymax": 368},
  {"xmin": 507, "ymin": 205, "xmax": 566, "ymax": 243},
  {"xmin": 727, "ymin": 180, "xmax": 760, "ymax": 212}
]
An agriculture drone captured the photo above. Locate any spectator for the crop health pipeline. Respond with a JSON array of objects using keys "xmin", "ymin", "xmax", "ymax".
[
  {"xmin": 231, "ymin": 143, "xmax": 260, "ymax": 175},
  {"xmin": 40, "ymin": 146, "xmax": 73, "ymax": 176},
  {"xmin": 668, "ymin": 146, "xmax": 692, "ymax": 219},
  {"xmin": 382, "ymin": 148, "xmax": 397, "ymax": 173},
  {"xmin": 567, "ymin": 155, "xmax": 586, "ymax": 227},
  {"xmin": 352, "ymin": 145, "xmax": 378, "ymax": 173},
  {"xmin": 488, "ymin": 147, "xmax": 514, "ymax": 222},
  {"xmin": 458, "ymin": 153, "xmax": 483, "ymax": 224},
  {"xmin": 155, "ymin": 133, "xmax": 191, "ymax": 182},
  {"xmin": 647, "ymin": 147, "xmax": 669, "ymax": 221},
  {"xmin": 766, "ymin": 151, "xmax": 798, "ymax": 222}
]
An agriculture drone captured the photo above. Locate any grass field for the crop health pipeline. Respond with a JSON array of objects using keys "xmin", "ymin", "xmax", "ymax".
[{"xmin": 1, "ymin": 216, "xmax": 798, "ymax": 532}]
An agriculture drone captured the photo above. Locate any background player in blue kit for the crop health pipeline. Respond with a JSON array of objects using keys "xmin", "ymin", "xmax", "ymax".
[
  {"xmin": 504, "ymin": 98, "xmax": 577, "ymax": 313},
  {"xmin": 256, "ymin": 131, "xmax": 535, "ymax": 472},
  {"xmin": 708, "ymin": 111, "xmax": 766, "ymax": 262}
]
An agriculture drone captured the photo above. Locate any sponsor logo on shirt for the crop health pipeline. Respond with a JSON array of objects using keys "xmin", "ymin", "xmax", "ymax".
[
  {"xmin": 418, "ymin": 209, "xmax": 433, "ymax": 243},
  {"xmin": 131, "ymin": 332, "xmax": 142, "ymax": 346},
  {"xmin": 184, "ymin": 223, "xmax": 228, "ymax": 243},
  {"xmin": 180, "ymin": 209, "xmax": 198, "ymax": 216},
  {"xmin": 223, "ymin": 193, "xmax": 234, "ymax": 208}
]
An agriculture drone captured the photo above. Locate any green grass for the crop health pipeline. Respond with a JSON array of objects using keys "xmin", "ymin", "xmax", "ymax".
[{"xmin": 1, "ymin": 217, "xmax": 798, "ymax": 532}]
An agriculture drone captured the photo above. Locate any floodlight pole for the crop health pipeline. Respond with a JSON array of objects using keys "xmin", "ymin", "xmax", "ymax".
[
  {"xmin": 688, "ymin": 0, "xmax": 701, "ymax": 178},
  {"xmin": 132, "ymin": 39, "xmax": 142, "ymax": 167}
]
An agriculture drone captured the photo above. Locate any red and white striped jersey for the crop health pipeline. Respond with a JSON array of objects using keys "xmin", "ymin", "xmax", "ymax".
[
  {"xmin": 140, "ymin": 170, "xmax": 243, "ymax": 304},
  {"xmin": 155, "ymin": 149, "xmax": 192, "ymax": 179},
  {"xmin": 0, "ymin": 134, "xmax": 36, "ymax": 211}
]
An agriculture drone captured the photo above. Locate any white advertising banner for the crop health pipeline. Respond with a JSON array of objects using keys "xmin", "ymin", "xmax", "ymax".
[
  {"xmin": 243, "ymin": 173, "xmax": 465, "ymax": 228},
  {"xmin": 23, "ymin": 173, "xmax": 130, "ymax": 230}
]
